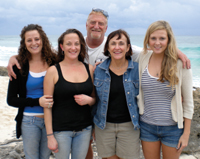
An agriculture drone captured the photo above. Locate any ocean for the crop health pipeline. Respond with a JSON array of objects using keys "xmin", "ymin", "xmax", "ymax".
[{"xmin": 0, "ymin": 35, "xmax": 200, "ymax": 87}]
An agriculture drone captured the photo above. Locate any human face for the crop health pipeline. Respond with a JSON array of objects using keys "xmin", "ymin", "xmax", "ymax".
[
  {"xmin": 86, "ymin": 13, "xmax": 107, "ymax": 40},
  {"xmin": 60, "ymin": 33, "xmax": 80, "ymax": 60},
  {"xmin": 24, "ymin": 30, "xmax": 43, "ymax": 55},
  {"xmin": 108, "ymin": 34, "xmax": 130, "ymax": 61},
  {"xmin": 149, "ymin": 29, "xmax": 168, "ymax": 55}
]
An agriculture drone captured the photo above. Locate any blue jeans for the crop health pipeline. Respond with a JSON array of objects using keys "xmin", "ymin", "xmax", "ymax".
[
  {"xmin": 21, "ymin": 115, "xmax": 51, "ymax": 159},
  {"xmin": 54, "ymin": 125, "xmax": 92, "ymax": 159}
]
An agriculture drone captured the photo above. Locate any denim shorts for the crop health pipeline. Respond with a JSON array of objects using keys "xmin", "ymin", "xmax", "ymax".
[{"xmin": 140, "ymin": 121, "xmax": 183, "ymax": 148}]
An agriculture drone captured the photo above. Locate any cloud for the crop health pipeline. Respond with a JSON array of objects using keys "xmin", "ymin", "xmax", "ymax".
[{"xmin": 0, "ymin": 0, "xmax": 199, "ymax": 35}]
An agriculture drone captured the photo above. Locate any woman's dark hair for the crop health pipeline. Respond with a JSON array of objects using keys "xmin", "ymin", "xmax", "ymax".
[
  {"xmin": 57, "ymin": 29, "xmax": 88, "ymax": 62},
  {"xmin": 18, "ymin": 24, "xmax": 56, "ymax": 73},
  {"xmin": 104, "ymin": 29, "xmax": 133, "ymax": 59}
]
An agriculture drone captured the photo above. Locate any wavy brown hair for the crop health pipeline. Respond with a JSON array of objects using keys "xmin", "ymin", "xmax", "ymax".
[
  {"xmin": 17, "ymin": 24, "xmax": 57, "ymax": 73},
  {"xmin": 143, "ymin": 20, "xmax": 179, "ymax": 88},
  {"xmin": 104, "ymin": 29, "xmax": 133, "ymax": 59},
  {"xmin": 57, "ymin": 29, "xmax": 88, "ymax": 62}
]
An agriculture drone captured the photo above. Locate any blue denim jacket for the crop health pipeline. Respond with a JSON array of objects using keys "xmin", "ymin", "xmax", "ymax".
[{"xmin": 93, "ymin": 57, "xmax": 140, "ymax": 130}]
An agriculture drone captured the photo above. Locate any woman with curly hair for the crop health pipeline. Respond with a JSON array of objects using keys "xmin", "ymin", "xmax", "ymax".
[
  {"xmin": 138, "ymin": 21, "xmax": 194, "ymax": 159},
  {"xmin": 43, "ymin": 29, "xmax": 95, "ymax": 159},
  {"xmin": 7, "ymin": 24, "xmax": 57, "ymax": 159}
]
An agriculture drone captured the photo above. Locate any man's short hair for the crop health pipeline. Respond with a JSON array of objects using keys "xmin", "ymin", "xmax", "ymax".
[{"xmin": 87, "ymin": 8, "xmax": 108, "ymax": 25}]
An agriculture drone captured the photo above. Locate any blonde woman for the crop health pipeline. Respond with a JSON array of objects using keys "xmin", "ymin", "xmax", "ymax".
[{"xmin": 138, "ymin": 20, "xmax": 194, "ymax": 159}]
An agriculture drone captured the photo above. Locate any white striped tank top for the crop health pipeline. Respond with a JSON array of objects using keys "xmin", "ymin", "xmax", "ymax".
[{"xmin": 140, "ymin": 66, "xmax": 176, "ymax": 126}]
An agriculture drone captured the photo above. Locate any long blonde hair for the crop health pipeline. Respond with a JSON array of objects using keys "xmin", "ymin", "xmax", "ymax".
[{"xmin": 143, "ymin": 20, "xmax": 179, "ymax": 88}]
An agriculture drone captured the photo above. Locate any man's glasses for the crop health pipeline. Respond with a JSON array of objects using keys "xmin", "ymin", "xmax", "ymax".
[{"xmin": 92, "ymin": 8, "xmax": 109, "ymax": 18}]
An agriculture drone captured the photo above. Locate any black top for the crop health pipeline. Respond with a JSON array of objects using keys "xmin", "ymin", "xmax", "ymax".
[
  {"xmin": 106, "ymin": 69, "xmax": 131, "ymax": 123},
  {"xmin": 52, "ymin": 63, "xmax": 93, "ymax": 131},
  {"xmin": 7, "ymin": 60, "xmax": 55, "ymax": 138}
]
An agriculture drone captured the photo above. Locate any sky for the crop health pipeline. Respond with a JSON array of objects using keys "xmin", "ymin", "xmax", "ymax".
[{"xmin": 0, "ymin": 0, "xmax": 200, "ymax": 36}]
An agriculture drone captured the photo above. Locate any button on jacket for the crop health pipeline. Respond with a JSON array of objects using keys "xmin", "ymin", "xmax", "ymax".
[{"xmin": 93, "ymin": 57, "xmax": 140, "ymax": 130}]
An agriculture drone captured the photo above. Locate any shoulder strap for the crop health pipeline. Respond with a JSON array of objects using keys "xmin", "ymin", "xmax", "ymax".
[
  {"xmin": 83, "ymin": 62, "xmax": 92, "ymax": 80},
  {"xmin": 55, "ymin": 63, "xmax": 63, "ymax": 79}
]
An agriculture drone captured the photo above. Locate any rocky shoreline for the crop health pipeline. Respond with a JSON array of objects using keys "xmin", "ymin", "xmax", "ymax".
[
  {"xmin": 0, "ymin": 66, "xmax": 199, "ymax": 159},
  {"xmin": 0, "ymin": 66, "xmax": 8, "ymax": 76}
]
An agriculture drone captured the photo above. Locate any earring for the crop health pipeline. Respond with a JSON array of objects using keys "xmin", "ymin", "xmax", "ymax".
[{"xmin": 62, "ymin": 51, "xmax": 64, "ymax": 55}]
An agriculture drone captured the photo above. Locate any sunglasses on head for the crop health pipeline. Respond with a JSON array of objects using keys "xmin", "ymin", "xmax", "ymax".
[{"xmin": 92, "ymin": 8, "xmax": 109, "ymax": 18}]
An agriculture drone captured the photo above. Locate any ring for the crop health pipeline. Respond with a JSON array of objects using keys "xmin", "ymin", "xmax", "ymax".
[{"xmin": 48, "ymin": 103, "xmax": 51, "ymax": 109}]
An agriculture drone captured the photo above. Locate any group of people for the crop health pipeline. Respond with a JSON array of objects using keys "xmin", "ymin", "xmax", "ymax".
[{"xmin": 6, "ymin": 8, "xmax": 193, "ymax": 159}]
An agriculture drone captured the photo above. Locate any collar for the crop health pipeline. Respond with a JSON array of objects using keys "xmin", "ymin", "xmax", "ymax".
[{"xmin": 98, "ymin": 57, "xmax": 134, "ymax": 71}]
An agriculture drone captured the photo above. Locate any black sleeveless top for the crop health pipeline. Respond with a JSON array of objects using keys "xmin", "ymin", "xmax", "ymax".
[
  {"xmin": 107, "ymin": 69, "xmax": 131, "ymax": 123},
  {"xmin": 52, "ymin": 63, "xmax": 93, "ymax": 131}
]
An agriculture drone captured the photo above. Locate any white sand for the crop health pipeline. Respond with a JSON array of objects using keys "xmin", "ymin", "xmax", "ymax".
[
  {"xmin": 0, "ymin": 76, "xmax": 17, "ymax": 143},
  {"xmin": 180, "ymin": 155, "xmax": 197, "ymax": 159}
]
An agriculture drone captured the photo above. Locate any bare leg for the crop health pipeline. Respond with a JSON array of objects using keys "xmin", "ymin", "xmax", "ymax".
[
  {"xmin": 107, "ymin": 155, "xmax": 120, "ymax": 159},
  {"xmin": 162, "ymin": 143, "xmax": 181, "ymax": 159},
  {"xmin": 141, "ymin": 140, "xmax": 161, "ymax": 159},
  {"xmin": 85, "ymin": 140, "xmax": 93, "ymax": 159}
]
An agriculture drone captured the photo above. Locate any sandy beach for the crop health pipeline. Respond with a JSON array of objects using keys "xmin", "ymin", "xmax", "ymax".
[
  {"xmin": 0, "ymin": 75, "xmax": 199, "ymax": 159},
  {"xmin": 0, "ymin": 76, "xmax": 17, "ymax": 143}
]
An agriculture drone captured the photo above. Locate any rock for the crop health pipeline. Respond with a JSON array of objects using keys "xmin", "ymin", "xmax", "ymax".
[
  {"xmin": 14, "ymin": 143, "xmax": 23, "ymax": 154},
  {"xmin": 182, "ymin": 88, "xmax": 200, "ymax": 154},
  {"xmin": 0, "ymin": 139, "xmax": 24, "ymax": 159},
  {"xmin": 0, "ymin": 66, "xmax": 8, "ymax": 76},
  {"xmin": 194, "ymin": 152, "xmax": 200, "ymax": 159},
  {"xmin": 8, "ymin": 151, "xmax": 21, "ymax": 159},
  {"xmin": 180, "ymin": 154, "xmax": 197, "ymax": 159},
  {"xmin": 0, "ymin": 146, "xmax": 14, "ymax": 158}
]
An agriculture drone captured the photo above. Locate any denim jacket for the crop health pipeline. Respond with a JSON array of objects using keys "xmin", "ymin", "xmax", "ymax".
[{"xmin": 93, "ymin": 57, "xmax": 140, "ymax": 130}]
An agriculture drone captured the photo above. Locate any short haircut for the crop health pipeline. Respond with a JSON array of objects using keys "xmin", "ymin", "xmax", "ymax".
[{"xmin": 104, "ymin": 29, "xmax": 133, "ymax": 59}]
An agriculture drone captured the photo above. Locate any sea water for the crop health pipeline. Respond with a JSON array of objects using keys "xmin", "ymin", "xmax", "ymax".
[{"xmin": 0, "ymin": 35, "xmax": 200, "ymax": 87}]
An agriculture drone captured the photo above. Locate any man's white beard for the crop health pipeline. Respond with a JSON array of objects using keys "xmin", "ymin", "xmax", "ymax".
[{"xmin": 91, "ymin": 32, "xmax": 101, "ymax": 39}]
